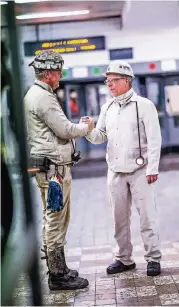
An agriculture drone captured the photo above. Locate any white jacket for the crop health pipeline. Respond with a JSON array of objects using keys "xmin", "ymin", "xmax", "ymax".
[{"xmin": 86, "ymin": 92, "xmax": 162, "ymax": 175}]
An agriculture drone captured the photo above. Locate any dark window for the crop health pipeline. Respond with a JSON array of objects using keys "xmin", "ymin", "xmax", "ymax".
[{"xmin": 174, "ymin": 116, "xmax": 179, "ymax": 127}]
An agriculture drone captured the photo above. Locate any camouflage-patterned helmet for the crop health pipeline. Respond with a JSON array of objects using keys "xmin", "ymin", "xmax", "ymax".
[{"xmin": 29, "ymin": 50, "xmax": 64, "ymax": 71}]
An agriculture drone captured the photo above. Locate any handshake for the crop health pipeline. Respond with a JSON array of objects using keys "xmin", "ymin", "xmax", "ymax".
[{"xmin": 79, "ymin": 116, "xmax": 95, "ymax": 132}]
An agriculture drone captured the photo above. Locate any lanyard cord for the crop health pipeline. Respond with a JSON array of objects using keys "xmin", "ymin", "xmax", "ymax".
[
  {"xmin": 71, "ymin": 139, "xmax": 76, "ymax": 153},
  {"xmin": 135, "ymin": 101, "xmax": 142, "ymax": 157},
  {"xmin": 34, "ymin": 82, "xmax": 52, "ymax": 92}
]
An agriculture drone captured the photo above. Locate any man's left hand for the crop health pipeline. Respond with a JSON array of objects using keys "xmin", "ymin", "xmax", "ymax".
[{"xmin": 146, "ymin": 174, "xmax": 158, "ymax": 184}]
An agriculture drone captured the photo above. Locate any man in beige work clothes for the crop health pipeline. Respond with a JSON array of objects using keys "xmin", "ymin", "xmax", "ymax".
[
  {"xmin": 83, "ymin": 60, "xmax": 162, "ymax": 276},
  {"xmin": 24, "ymin": 50, "xmax": 94, "ymax": 290}
]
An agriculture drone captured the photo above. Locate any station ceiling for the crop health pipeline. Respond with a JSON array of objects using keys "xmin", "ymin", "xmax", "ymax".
[{"xmin": 13, "ymin": 1, "xmax": 126, "ymax": 25}]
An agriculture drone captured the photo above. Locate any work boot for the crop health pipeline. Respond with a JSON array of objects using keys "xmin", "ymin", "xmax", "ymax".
[
  {"xmin": 147, "ymin": 261, "xmax": 161, "ymax": 276},
  {"xmin": 48, "ymin": 273, "xmax": 89, "ymax": 291},
  {"xmin": 60, "ymin": 246, "xmax": 78, "ymax": 277},
  {"xmin": 41, "ymin": 246, "xmax": 78, "ymax": 277},
  {"xmin": 107, "ymin": 260, "xmax": 136, "ymax": 274},
  {"xmin": 41, "ymin": 245, "xmax": 47, "ymax": 258},
  {"xmin": 41, "ymin": 245, "xmax": 50, "ymax": 273},
  {"xmin": 48, "ymin": 249, "xmax": 89, "ymax": 290}
]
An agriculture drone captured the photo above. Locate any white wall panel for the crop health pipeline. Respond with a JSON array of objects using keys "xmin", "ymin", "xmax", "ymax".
[
  {"xmin": 123, "ymin": 0, "xmax": 179, "ymax": 31},
  {"xmin": 62, "ymin": 50, "xmax": 109, "ymax": 67},
  {"xmin": 107, "ymin": 27, "xmax": 179, "ymax": 62},
  {"xmin": 38, "ymin": 17, "xmax": 122, "ymax": 41},
  {"xmin": 19, "ymin": 25, "xmax": 37, "ymax": 42}
]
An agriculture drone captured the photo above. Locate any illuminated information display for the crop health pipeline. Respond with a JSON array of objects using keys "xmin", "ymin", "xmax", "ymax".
[{"xmin": 24, "ymin": 36, "xmax": 105, "ymax": 56}]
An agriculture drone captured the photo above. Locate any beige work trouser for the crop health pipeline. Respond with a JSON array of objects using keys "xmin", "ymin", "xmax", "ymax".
[
  {"xmin": 36, "ymin": 165, "xmax": 72, "ymax": 251},
  {"xmin": 107, "ymin": 166, "xmax": 162, "ymax": 265}
]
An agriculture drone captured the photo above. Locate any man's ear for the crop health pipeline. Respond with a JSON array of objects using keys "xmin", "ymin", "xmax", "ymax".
[
  {"xmin": 126, "ymin": 78, "xmax": 130, "ymax": 86},
  {"xmin": 44, "ymin": 70, "xmax": 49, "ymax": 79}
]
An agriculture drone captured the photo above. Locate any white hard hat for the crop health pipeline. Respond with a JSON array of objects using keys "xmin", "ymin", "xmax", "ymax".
[{"xmin": 104, "ymin": 60, "xmax": 135, "ymax": 79}]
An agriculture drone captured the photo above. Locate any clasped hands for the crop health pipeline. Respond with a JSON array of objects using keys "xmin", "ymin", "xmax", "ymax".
[{"xmin": 79, "ymin": 116, "xmax": 95, "ymax": 132}]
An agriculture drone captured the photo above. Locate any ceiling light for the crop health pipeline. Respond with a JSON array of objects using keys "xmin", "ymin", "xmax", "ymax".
[
  {"xmin": 16, "ymin": 9, "xmax": 90, "ymax": 20},
  {"xmin": 0, "ymin": 0, "xmax": 48, "ymax": 4},
  {"xmin": 15, "ymin": 0, "xmax": 50, "ymax": 3}
]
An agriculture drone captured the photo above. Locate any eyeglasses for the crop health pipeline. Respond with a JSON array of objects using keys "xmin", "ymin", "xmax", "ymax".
[{"xmin": 104, "ymin": 77, "xmax": 125, "ymax": 85}]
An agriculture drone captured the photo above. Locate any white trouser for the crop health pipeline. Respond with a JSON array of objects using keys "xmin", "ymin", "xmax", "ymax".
[{"xmin": 107, "ymin": 166, "xmax": 162, "ymax": 265}]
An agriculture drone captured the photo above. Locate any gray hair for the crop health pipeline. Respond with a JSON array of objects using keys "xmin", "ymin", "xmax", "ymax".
[
  {"xmin": 34, "ymin": 69, "xmax": 47, "ymax": 80},
  {"xmin": 126, "ymin": 76, "xmax": 133, "ymax": 88},
  {"xmin": 118, "ymin": 74, "xmax": 133, "ymax": 87}
]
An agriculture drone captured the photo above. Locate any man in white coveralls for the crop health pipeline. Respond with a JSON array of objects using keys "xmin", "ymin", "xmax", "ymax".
[{"xmin": 83, "ymin": 60, "xmax": 162, "ymax": 276}]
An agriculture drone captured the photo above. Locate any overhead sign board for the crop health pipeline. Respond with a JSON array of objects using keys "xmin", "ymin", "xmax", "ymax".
[
  {"xmin": 109, "ymin": 48, "xmax": 133, "ymax": 60},
  {"xmin": 24, "ymin": 36, "xmax": 105, "ymax": 56}
]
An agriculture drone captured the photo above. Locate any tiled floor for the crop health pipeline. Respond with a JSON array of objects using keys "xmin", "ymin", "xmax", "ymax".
[
  {"xmin": 13, "ymin": 242, "xmax": 179, "ymax": 306},
  {"xmin": 12, "ymin": 171, "xmax": 179, "ymax": 306}
]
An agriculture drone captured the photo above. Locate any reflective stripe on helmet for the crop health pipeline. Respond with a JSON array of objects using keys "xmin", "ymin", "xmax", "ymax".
[{"xmin": 29, "ymin": 50, "xmax": 64, "ymax": 71}]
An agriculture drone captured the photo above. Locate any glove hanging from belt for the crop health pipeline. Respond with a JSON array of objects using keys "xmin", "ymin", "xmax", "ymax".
[
  {"xmin": 27, "ymin": 156, "xmax": 64, "ymax": 212},
  {"xmin": 47, "ymin": 169, "xmax": 63, "ymax": 212}
]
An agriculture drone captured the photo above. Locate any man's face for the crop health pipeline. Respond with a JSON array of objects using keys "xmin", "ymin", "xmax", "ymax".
[
  {"xmin": 105, "ymin": 73, "xmax": 130, "ymax": 97},
  {"xmin": 46, "ymin": 70, "xmax": 63, "ymax": 89}
]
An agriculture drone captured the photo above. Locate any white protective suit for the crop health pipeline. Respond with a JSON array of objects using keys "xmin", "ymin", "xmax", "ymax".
[{"xmin": 86, "ymin": 88, "xmax": 162, "ymax": 264}]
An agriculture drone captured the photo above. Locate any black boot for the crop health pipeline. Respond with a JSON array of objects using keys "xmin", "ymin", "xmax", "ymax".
[
  {"xmin": 41, "ymin": 245, "xmax": 48, "ymax": 263},
  {"xmin": 107, "ymin": 260, "xmax": 136, "ymax": 274},
  {"xmin": 41, "ymin": 245, "xmax": 78, "ymax": 277},
  {"xmin": 147, "ymin": 261, "xmax": 161, "ymax": 276},
  {"xmin": 48, "ymin": 249, "xmax": 89, "ymax": 290},
  {"xmin": 61, "ymin": 246, "xmax": 78, "ymax": 277},
  {"xmin": 48, "ymin": 273, "xmax": 89, "ymax": 291},
  {"xmin": 41, "ymin": 245, "xmax": 47, "ymax": 256}
]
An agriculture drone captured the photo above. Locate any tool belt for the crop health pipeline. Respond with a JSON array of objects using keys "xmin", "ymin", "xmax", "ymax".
[{"xmin": 27, "ymin": 156, "xmax": 51, "ymax": 174}]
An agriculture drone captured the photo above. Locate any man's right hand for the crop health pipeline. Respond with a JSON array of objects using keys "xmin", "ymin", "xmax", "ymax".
[
  {"xmin": 79, "ymin": 116, "xmax": 94, "ymax": 132},
  {"xmin": 146, "ymin": 174, "xmax": 158, "ymax": 184}
]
